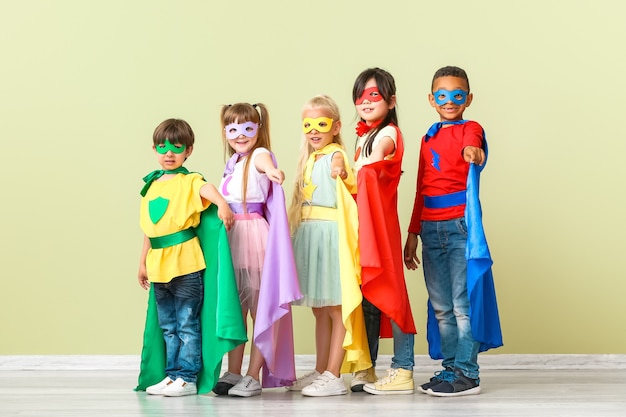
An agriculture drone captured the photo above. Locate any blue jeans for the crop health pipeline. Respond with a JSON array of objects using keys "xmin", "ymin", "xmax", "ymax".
[
  {"xmin": 363, "ymin": 297, "xmax": 415, "ymax": 370},
  {"xmin": 421, "ymin": 218, "xmax": 480, "ymax": 379},
  {"xmin": 153, "ymin": 270, "xmax": 204, "ymax": 383}
]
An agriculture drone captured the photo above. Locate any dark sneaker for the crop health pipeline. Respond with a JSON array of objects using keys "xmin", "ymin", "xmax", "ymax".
[
  {"xmin": 427, "ymin": 369, "xmax": 481, "ymax": 397},
  {"xmin": 213, "ymin": 372, "xmax": 243, "ymax": 395},
  {"xmin": 417, "ymin": 367, "xmax": 455, "ymax": 394}
]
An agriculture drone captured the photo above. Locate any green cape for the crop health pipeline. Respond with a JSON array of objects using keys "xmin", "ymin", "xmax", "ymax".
[{"xmin": 135, "ymin": 204, "xmax": 248, "ymax": 394}]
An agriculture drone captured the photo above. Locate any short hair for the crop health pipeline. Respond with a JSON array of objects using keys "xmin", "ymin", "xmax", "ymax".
[
  {"xmin": 431, "ymin": 66, "xmax": 470, "ymax": 92},
  {"xmin": 153, "ymin": 118, "xmax": 195, "ymax": 147}
]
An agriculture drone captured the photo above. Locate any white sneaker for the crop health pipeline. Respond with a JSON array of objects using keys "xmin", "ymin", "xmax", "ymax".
[
  {"xmin": 161, "ymin": 377, "xmax": 197, "ymax": 397},
  {"xmin": 146, "ymin": 376, "xmax": 174, "ymax": 395},
  {"xmin": 286, "ymin": 370, "xmax": 321, "ymax": 391},
  {"xmin": 228, "ymin": 376, "xmax": 262, "ymax": 397},
  {"xmin": 301, "ymin": 371, "xmax": 348, "ymax": 397},
  {"xmin": 213, "ymin": 372, "xmax": 243, "ymax": 395}
]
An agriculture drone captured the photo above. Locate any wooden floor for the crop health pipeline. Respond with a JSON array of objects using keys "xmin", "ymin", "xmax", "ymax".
[{"xmin": 2, "ymin": 368, "xmax": 625, "ymax": 416}]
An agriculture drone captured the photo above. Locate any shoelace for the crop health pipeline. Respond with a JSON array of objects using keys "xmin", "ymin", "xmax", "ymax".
[
  {"xmin": 435, "ymin": 369, "xmax": 457, "ymax": 383},
  {"xmin": 378, "ymin": 369, "xmax": 400, "ymax": 385}
]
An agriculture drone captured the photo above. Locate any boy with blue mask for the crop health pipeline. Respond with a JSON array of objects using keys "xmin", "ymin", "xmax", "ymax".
[{"xmin": 404, "ymin": 66, "xmax": 503, "ymax": 397}]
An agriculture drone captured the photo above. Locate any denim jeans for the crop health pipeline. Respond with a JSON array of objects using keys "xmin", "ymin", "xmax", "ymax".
[
  {"xmin": 363, "ymin": 297, "xmax": 415, "ymax": 370},
  {"xmin": 421, "ymin": 218, "xmax": 480, "ymax": 379},
  {"xmin": 153, "ymin": 270, "xmax": 204, "ymax": 383}
]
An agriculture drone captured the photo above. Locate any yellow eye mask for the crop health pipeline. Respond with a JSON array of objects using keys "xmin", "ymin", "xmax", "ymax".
[{"xmin": 302, "ymin": 117, "xmax": 334, "ymax": 134}]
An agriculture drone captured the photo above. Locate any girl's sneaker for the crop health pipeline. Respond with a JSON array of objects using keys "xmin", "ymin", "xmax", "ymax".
[
  {"xmin": 301, "ymin": 371, "xmax": 347, "ymax": 397},
  {"xmin": 363, "ymin": 368, "xmax": 414, "ymax": 395},
  {"xmin": 213, "ymin": 372, "xmax": 243, "ymax": 395},
  {"xmin": 286, "ymin": 370, "xmax": 321, "ymax": 391},
  {"xmin": 350, "ymin": 367, "xmax": 377, "ymax": 392},
  {"xmin": 228, "ymin": 376, "xmax": 262, "ymax": 397}
]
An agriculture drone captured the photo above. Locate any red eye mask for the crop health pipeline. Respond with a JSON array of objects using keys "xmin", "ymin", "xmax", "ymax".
[{"xmin": 355, "ymin": 87, "xmax": 384, "ymax": 105}]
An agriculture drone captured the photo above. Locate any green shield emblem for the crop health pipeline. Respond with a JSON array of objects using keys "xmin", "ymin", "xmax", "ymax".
[{"xmin": 149, "ymin": 197, "xmax": 169, "ymax": 224}]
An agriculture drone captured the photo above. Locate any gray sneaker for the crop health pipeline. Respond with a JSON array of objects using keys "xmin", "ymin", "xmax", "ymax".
[
  {"xmin": 213, "ymin": 372, "xmax": 243, "ymax": 395},
  {"xmin": 228, "ymin": 376, "xmax": 262, "ymax": 397}
]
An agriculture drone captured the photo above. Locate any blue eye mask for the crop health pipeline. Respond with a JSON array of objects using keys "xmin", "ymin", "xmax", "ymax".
[{"xmin": 433, "ymin": 89, "xmax": 468, "ymax": 105}]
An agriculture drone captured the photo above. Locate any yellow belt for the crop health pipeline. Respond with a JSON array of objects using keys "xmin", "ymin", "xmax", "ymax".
[{"xmin": 301, "ymin": 206, "xmax": 337, "ymax": 221}]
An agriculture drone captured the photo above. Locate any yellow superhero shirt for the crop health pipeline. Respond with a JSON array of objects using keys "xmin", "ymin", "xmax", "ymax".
[{"xmin": 140, "ymin": 173, "xmax": 210, "ymax": 283}]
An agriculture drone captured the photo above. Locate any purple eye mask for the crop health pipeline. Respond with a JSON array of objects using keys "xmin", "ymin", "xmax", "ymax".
[{"xmin": 224, "ymin": 121, "xmax": 259, "ymax": 140}]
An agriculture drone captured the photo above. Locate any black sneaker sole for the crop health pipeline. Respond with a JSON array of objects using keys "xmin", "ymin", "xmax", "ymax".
[
  {"xmin": 350, "ymin": 383, "xmax": 365, "ymax": 392},
  {"xmin": 212, "ymin": 382, "xmax": 235, "ymax": 396}
]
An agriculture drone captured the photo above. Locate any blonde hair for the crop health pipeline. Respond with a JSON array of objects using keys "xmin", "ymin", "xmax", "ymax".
[
  {"xmin": 220, "ymin": 103, "xmax": 271, "ymax": 208},
  {"xmin": 288, "ymin": 95, "xmax": 344, "ymax": 233}
]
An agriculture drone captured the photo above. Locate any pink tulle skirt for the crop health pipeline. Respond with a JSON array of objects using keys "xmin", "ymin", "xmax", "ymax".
[{"xmin": 228, "ymin": 213, "xmax": 269, "ymax": 314}]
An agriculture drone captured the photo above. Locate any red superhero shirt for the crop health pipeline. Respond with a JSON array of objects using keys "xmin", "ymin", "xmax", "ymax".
[{"xmin": 408, "ymin": 121, "xmax": 484, "ymax": 234}]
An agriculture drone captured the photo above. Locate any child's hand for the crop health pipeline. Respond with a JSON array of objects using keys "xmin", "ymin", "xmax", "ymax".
[
  {"xmin": 403, "ymin": 233, "xmax": 421, "ymax": 270},
  {"xmin": 266, "ymin": 167, "xmax": 285, "ymax": 185},
  {"xmin": 218, "ymin": 203, "xmax": 234, "ymax": 231},
  {"xmin": 138, "ymin": 265, "xmax": 150, "ymax": 290},
  {"xmin": 331, "ymin": 167, "xmax": 348, "ymax": 180},
  {"xmin": 463, "ymin": 146, "xmax": 485, "ymax": 165}
]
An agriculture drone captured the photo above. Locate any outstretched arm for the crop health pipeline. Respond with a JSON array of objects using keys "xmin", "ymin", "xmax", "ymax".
[
  {"xmin": 463, "ymin": 145, "xmax": 486, "ymax": 165},
  {"xmin": 200, "ymin": 183, "xmax": 234, "ymax": 230},
  {"xmin": 255, "ymin": 152, "xmax": 285, "ymax": 185},
  {"xmin": 368, "ymin": 135, "xmax": 395, "ymax": 163},
  {"xmin": 330, "ymin": 151, "xmax": 348, "ymax": 180}
]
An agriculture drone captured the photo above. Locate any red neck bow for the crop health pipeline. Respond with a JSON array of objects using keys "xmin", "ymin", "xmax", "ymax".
[{"xmin": 355, "ymin": 120, "xmax": 381, "ymax": 137}]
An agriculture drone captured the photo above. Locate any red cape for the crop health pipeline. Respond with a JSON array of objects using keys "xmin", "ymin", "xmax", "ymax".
[{"xmin": 356, "ymin": 126, "xmax": 416, "ymax": 337}]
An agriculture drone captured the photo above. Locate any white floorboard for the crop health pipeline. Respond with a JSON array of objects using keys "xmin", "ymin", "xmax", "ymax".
[{"xmin": 1, "ymin": 356, "xmax": 625, "ymax": 417}]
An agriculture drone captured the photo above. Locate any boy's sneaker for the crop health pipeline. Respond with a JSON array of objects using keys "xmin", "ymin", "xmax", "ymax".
[
  {"xmin": 146, "ymin": 376, "xmax": 174, "ymax": 395},
  {"xmin": 301, "ymin": 371, "xmax": 347, "ymax": 397},
  {"xmin": 161, "ymin": 377, "xmax": 197, "ymax": 397},
  {"xmin": 417, "ymin": 367, "xmax": 455, "ymax": 393},
  {"xmin": 213, "ymin": 371, "xmax": 243, "ymax": 395},
  {"xmin": 350, "ymin": 367, "xmax": 377, "ymax": 392},
  {"xmin": 228, "ymin": 376, "xmax": 262, "ymax": 397},
  {"xmin": 363, "ymin": 368, "xmax": 414, "ymax": 395},
  {"xmin": 427, "ymin": 369, "xmax": 481, "ymax": 397},
  {"xmin": 286, "ymin": 370, "xmax": 321, "ymax": 391}
]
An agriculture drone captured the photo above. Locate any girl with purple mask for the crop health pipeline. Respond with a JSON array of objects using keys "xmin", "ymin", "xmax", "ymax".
[{"xmin": 214, "ymin": 103, "xmax": 301, "ymax": 397}]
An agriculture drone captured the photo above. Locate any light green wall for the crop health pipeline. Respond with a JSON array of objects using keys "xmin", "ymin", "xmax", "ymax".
[{"xmin": 1, "ymin": 0, "xmax": 625, "ymax": 355}]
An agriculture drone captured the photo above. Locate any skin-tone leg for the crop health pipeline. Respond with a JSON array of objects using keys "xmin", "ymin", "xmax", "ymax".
[
  {"xmin": 227, "ymin": 308, "xmax": 249, "ymax": 375},
  {"xmin": 312, "ymin": 307, "xmax": 331, "ymax": 373},
  {"xmin": 245, "ymin": 311, "xmax": 265, "ymax": 381},
  {"xmin": 325, "ymin": 306, "xmax": 346, "ymax": 377}
]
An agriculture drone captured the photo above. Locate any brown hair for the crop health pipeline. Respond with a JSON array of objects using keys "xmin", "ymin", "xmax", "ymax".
[{"xmin": 153, "ymin": 118, "xmax": 195, "ymax": 147}]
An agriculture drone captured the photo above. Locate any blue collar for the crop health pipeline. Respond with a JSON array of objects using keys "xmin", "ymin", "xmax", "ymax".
[{"xmin": 424, "ymin": 120, "xmax": 468, "ymax": 142}]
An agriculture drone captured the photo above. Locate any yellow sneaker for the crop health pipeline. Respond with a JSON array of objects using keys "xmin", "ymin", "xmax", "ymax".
[
  {"xmin": 350, "ymin": 367, "xmax": 378, "ymax": 392},
  {"xmin": 363, "ymin": 368, "xmax": 414, "ymax": 395}
]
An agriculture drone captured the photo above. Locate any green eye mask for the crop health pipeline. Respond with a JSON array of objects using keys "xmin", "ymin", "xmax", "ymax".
[{"xmin": 155, "ymin": 139, "xmax": 186, "ymax": 154}]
